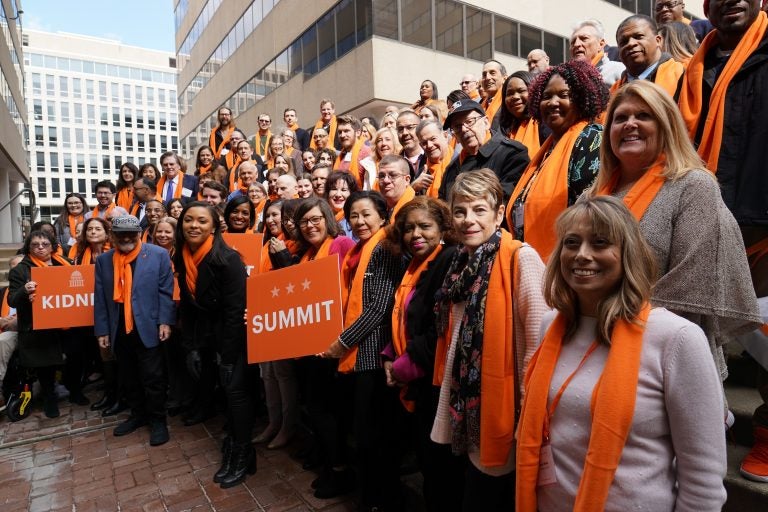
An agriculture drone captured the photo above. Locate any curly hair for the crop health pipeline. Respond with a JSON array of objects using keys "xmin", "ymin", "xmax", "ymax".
[
  {"xmin": 383, "ymin": 196, "xmax": 458, "ymax": 257},
  {"xmin": 528, "ymin": 59, "xmax": 609, "ymax": 124}
]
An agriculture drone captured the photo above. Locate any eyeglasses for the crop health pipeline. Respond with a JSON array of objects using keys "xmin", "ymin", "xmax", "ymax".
[
  {"xmin": 96, "ymin": 191, "xmax": 113, "ymax": 196},
  {"xmin": 450, "ymin": 115, "xmax": 484, "ymax": 133},
  {"xmin": 146, "ymin": 208, "xmax": 165, "ymax": 214},
  {"xmin": 655, "ymin": 0, "xmax": 681, "ymax": 11},
  {"xmin": 299, "ymin": 215, "xmax": 324, "ymax": 228},
  {"xmin": 459, "ymin": 80, "xmax": 475, "ymax": 85},
  {"xmin": 133, "ymin": 186, "xmax": 149, "ymax": 192},
  {"xmin": 396, "ymin": 124, "xmax": 418, "ymax": 133},
  {"xmin": 313, "ymin": 133, "xmax": 328, "ymax": 139},
  {"xmin": 258, "ymin": 119, "xmax": 271, "ymax": 124},
  {"xmin": 377, "ymin": 172, "xmax": 405, "ymax": 181},
  {"xmin": 31, "ymin": 242, "xmax": 52, "ymax": 248}
]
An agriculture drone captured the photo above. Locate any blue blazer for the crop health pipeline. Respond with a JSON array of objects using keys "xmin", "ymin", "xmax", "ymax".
[{"xmin": 94, "ymin": 243, "xmax": 175, "ymax": 348}]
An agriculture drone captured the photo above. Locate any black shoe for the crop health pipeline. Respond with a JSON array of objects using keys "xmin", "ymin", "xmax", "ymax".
[
  {"xmin": 149, "ymin": 421, "xmax": 170, "ymax": 446},
  {"xmin": 43, "ymin": 396, "xmax": 60, "ymax": 419},
  {"xmin": 68, "ymin": 392, "xmax": 90, "ymax": 406},
  {"xmin": 313, "ymin": 468, "xmax": 356, "ymax": 499},
  {"xmin": 219, "ymin": 443, "xmax": 257, "ymax": 489},
  {"xmin": 213, "ymin": 437, "xmax": 233, "ymax": 483},
  {"xmin": 113, "ymin": 416, "xmax": 147, "ymax": 437},
  {"xmin": 90, "ymin": 394, "xmax": 114, "ymax": 411},
  {"xmin": 311, "ymin": 469, "xmax": 331, "ymax": 489},
  {"xmin": 102, "ymin": 400, "xmax": 128, "ymax": 417},
  {"xmin": 182, "ymin": 409, "xmax": 215, "ymax": 427}
]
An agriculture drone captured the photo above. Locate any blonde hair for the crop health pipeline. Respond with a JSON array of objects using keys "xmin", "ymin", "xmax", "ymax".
[
  {"xmin": 449, "ymin": 168, "xmax": 503, "ymax": 211},
  {"xmin": 373, "ymin": 127, "xmax": 402, "ymax": 162},
  {"xmin": 544, "ymin": 196, "xmax": 657, "ymax": 345},
  {"xmin": 593, "ymin": 80, "xmax": 711, "ymax": 194}
]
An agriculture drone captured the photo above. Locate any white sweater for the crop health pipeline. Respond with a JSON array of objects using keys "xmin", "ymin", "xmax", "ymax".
[{"xmin": 536, "ymin": 308, "xmax": 727, "ymax": 512}]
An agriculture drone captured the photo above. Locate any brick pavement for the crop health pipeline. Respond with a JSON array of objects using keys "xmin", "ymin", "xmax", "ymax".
[{"xmin": 0, "ymin": 388, "xmax": 424, "ymax": 511}]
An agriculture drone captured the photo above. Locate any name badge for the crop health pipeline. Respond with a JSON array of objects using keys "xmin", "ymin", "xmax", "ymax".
[
  {"xmin": 537, "ymin": 441, "xmax": 558, "ymax": 487},
  {"xmin": 181, "ymin": 187, "xmax": 193, "ymax": 198},
  {"xmin": 512, "ymin": 204, "xmax": 525, "ymax": 233}
]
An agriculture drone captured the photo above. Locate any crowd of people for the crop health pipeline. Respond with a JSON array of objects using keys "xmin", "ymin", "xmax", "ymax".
[{"xmin": 1, "ymin": 2, "xmax": 768, "ymax": 510}]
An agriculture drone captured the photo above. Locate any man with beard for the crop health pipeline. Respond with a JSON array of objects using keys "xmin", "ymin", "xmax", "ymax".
[
  {"xmin": 209, "ymin": 107, "xmax": 236, "ymax": 159},
  {"xmin": 333, "ymin": 115, "xmax": 372, "ymax": 188},
  {"xmin": 396, "ymin": 110, "xmax": 426, "ymax": 180}
]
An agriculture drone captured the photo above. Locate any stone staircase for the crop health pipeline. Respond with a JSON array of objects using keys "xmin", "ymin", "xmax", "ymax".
[
  {"xmin": 723, "ymin": 348, "xmax": 768, "ymax": 511},
  {"xmin": 0, "ymin": 243, "xmax": 22, "ymax": 288}
]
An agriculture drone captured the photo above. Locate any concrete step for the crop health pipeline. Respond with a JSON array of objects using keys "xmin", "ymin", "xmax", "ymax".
[
  {"xmin": 726, "ymin": 380, "xmax": 763, "ymax": 447},
  {"xmin": 724, "ymin": 443, "xmax": 768, "ymax": 511}
]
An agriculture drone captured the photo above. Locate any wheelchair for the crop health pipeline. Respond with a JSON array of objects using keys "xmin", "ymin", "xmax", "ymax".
[{"xmin": 1, "ymin": 350, "xmax": 35, "ymax": 422}]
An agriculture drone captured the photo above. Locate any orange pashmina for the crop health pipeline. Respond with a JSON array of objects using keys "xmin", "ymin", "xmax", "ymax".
[
  {"xmin": 510, "ymin": 119, "xmax": 543, "ymax": 159},
  {"xmin": 390, "ymin": 186, "xmax": 416, "ymax": 220},
  {"xmin": 516, "ymin": 304, "xmax": 650, "ymax": 512},
  {"xmin": 116, "ymin": 188, "xmax": 134, "ymax": 210},
  {"xmin": 679, "ymin": 11, "xmax": 768, "ymax": 173},
  {"xmin": 310, "ymin": 116, "xmax": 338, "ymax": 150},
  {"xmin": 29, "ymin": 253, "xmax": 71, "ymax": 268},
  {"xmin": 155, "ymin": 174, "xmax": 184, "ymax": 201},
  {"xmin": 595, "ymin": 159, "xmax": 667, "ymax": 221},
  {"xmin": 334, "ymin": 138, "xmax": 365, "ymax": 187},
  {"xmin": 1, "ymin": 288, "xmax": 9, "ymax": 318},
  {"xmin": 506, "ymin": 120, "xmax": 589, "ymax": 261},
  {"xmin": 197, "ymin": 163, "xmax": 212, "ymax": 176},
  {"xmin": 182, "ymin": 235, "xmax": 213, "ymax": 299},
  {"xmin": 92, "ymin": 204, "xmax": 116, "ymax": 219},
  {"xmin": 338, "ymin": 229, "xmax": 387, "ymax": 373},
  {"xmin": 300, "ymin": 236, "xmax": 334, "ymax": 263},
  {"xmin": 482, "ymin": 89, "xmax": 503, "ymax": 124},
  {"xmin": 424, "ymin": 146, "xmax": 454, "ymax": 198},
  {"xmin": 609, "ymin": 59, "xmax": 685, "ymax": 98},
  {"xmin": 112, "ymin": 241, "xmax": 142, "ymax": 334},
  {"xmin": 254, "ymin": 130, "xmax": 272, "ymax": 158},
  {"xmin": 209, "ymin": 125, "xmax": 234, "ymax": 159},
  {"xmin": 68, "ymin": 214, "xmax": 84, "ymax": 240}
]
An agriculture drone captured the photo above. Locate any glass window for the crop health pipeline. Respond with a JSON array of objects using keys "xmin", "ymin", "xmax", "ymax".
[
  {"xmin": 86, "ymin": 80, "xmax": 94, "ymax": 99},
  {"xmin": 137, "ymin": 111, "xmax": 144, "ymax": 129},
  {"xmin": 337, "ymin": 0, "xmax": 356, "ymax": 57},
  {"xmin": 402, "ymin": 0, "xmax": 432, "ymax": 48},
  {"xmin": 32, "ymin": 73, "xmax": 42, "ymax": 94},
  {"xmin": 62, "ymin": 128, "xmax": 71, "ymax": 145},
  {"xmin": 435, "ymin": 0, "xmax": 464, "ymax": 57},
  {"xmin": 45, "ymin": 55, "xmax": 56, "ymax": 68},
  {"xmin": 46, "ymin": 75, "xmax": 55, "ymax": 94},
  {"xmin": 47, "ymin": 100, "xmax": 56, "ymax": 121},
  {"xmin": 136, "ymin": 86, "xmax": 143, "ymax": 102},
  {"xmin": 100, "ymin": 107, "xmax": 108, "ymax": 126},
  {"xmin": 59, "ymin": 76, "xmax": 69, "ymax": 97},
  {"xmin": 114, "ymin": 132, "xmax": 122, "ymax": 150},
  {"xmin": 111, "ymin": 83, "xmax": 119, "ymax": 102},
  {"xmin": 159, "ymin": 112, "xmax": 167, "ymax": 130},
  {"xmin": 78, "ymin": 179, "xmax": 86, "ymax": 194},
  {"xmin": 77, "ymin": 154, "xmax": 85, "ymax": 173},
  {"xmin": 124, "ymin": 109, "xmax": 132, "ymax": 127},
  {"xmin": 302, "ymin": 25, "xmax": 318, "ymax": 77},
  {"xmin": 138, "ymin": 133, "xmax": 145, "ymax": 150},
  {"xmin": 64, "ymin": 154, "xmax": 72, "ymax": 172},
  {"xmin": 49, "ymin": 127, "xmax": 58, "ymax": 146},
  {"xmin": 51, "ymin": 153, "xmax": 59, "ymax": 172},
  {"xmin": 289, "ymin": 39, "xmax": 302, "ymax": 78},
  {"xmin": 76, "ymin": 128, "xmax": 84, "ymax": 149},
  {"xmin": 126, "ymin": 133, "xmax": 134, "ymax": 151},
  {"xmin": 637, "ymin": 0, "xmax": 652, "ymax": 15},
  {"xmin": 36, "ymin": 152, "xmax": 45, "ymax": 170},
  {"xmin": 495, "ymin": 17, "xmax": 519, "ymax": 56},
  {"xmin": 466, "ymin": 8, "xmax": 492, "ymax": 61},
  {"xmin": 83, "ymin": 61, "xmax": 94, "ymax": 73},
  {"xmin": 65, "ymin": 178, "xmax": 73, "ymax": 193},
  {"xmin": 61, "ymin": 103, "xmax": 70, "ymax": 122},
  {"xmin": 170, "ymin": 113, "xmax": 178, "ymax": 131},
  {"xmin": 73, "ymin": 78, "xmax": 82, "ymax": 98},
  {"xmin": 101, "ymin": 130, "xmax": 109, "ymax": 149},
  {"xmin": 544, "ymin": 32, "xmax": 566, "ymax": 65},
  {"xmin": 88, "ymin": 129, "xmax": 96, "ymax": 149},
  {"xmin": 71, "ymin": 59, "xmax": 82, "ymax": 72},
  {"xmin": 622, "ymin": 0, "xmax": 637, "ymax": 11},
  {"xmin": 99, "ymin": 81, "xmax": 107, "ymax": 100},
  {"xmin": 373, "ymin": 0, "xmax": 398, "ymax": 39},
  {"xmin": 113, "ymin": 107, "xmax": 120, "ymax": 127},
  {"xmin": 158, "ymin": 89, "xmax": 166, "ymax": 107},
  {"xmin": 33, "ymin": 99, "xmax": 42, "ymax": 120},
  {"xmin": 51, "ymin": 179, "xmax": 60, "ymax": 198},
  {"xmin": 148, "ymin": 111, "xmax": 156, "ymax": 130},
  {"xmin": 161, "ymin": 135, "xmax": 168, "ymax": 151},
  {"xmin": 88, "ymin": 105, "xmax": 96, "ymax": 123},
  {"xmin": 356, "ymin": 0, "xmax": 373, "ymax": 43},
  {"xmin": 318, "ymin": 11, "xmax": 336, "ymax": 69},
  {"xmin": 102, "ymin": 156, "xmax": 110, "ymax": 172},
  {"xmin": 147, "ymin": 87, "xmax": 155, "ymax": 106},
  {"xmin": 74, "ymin": 104, "xmax": 83, "ymax": 123},
  {"xmin": 123, "ymin": 84, "xmax": 131, "ymax": 103},
  {"xmin": 149, "ymin": 134, "xmax": 157, "ymax": 152}
]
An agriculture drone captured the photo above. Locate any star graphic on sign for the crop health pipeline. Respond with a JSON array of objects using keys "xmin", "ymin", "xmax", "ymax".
[
  {"xmin": 271, "ymin": 286, "xmax": 280, "ymax": 297},
  {"xmin": 285, "ymin": 283, "xmax": 295, "ymax": 294},
  {"xmin": 302, "ymin": 278, "xmax": 311, "ymax": 290}
]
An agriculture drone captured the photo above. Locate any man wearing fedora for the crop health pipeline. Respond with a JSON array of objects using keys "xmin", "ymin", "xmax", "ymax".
[{"xmin": 94, "ymin": 215, "xmax": 175, "ymax": 446}]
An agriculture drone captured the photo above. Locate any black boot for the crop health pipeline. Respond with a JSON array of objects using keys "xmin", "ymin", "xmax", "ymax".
[
  {"xmin": 91, "ymin": 361, "xmax": 117, "ymax": 411},
  {"xmin": 213, "ymin": 437, "xmax": 233, "ymax": 483},
  {"xmin": 102, "ymin": 399, "xmax": 128, "ymax": 417},
  {"xmin": 43, "ymin": 392, "xmax": 60, "ymax": 419},
  {"xmin": 219, "ymin": 443, "xmax": 256, "ymax": 489}
]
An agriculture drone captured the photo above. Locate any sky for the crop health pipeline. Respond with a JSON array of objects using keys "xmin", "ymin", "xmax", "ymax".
[{"xmin": 22, "ymin": 0, "xmax": 176, "ymax": 53}]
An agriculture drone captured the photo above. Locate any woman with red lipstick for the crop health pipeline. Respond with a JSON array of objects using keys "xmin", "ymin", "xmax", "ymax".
[
  {"xmin": 516, "ymin": 196, "xmax": 727, "ymax": 511},
  {"xmin": 382, "ymin": 196, "xmax": 462, "ymax": 511},
  {"xmin": 590, "ymin": 80, "xmax": 760, "ymax": 396},
  {"xmin": 506, "ymin": 60, "xmax": 609, "ymax": 262},
  {"xmin": 433, "ymin": 169, "xmax": 548, "ymax": 511},
  {"xmin": 499, "ymin": 71, "xmax": 551, "ymax": 159}
]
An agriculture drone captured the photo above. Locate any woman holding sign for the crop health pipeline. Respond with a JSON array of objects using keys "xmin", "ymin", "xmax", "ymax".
[
  {"xmin": 8, "ymin": 230, "xmax": 73, "ymax": 419},
  {"xmin": 174, "ymin": 202, "xmax": 254, "ymax": 489},
  {"xmin": 516, "ymin": 196, "xmax": 726, "ymax": 511},
  {"xmin": 432, "ymin": 169, "xmax": 547, "ymax": 511},
  {"xmin": 320, "ymin": 190, "xmax": 406, "ymax": 509}
]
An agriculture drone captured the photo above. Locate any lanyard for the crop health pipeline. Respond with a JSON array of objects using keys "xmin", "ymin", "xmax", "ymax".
[{"xmin": 543, "ymin": 340, "xmax": 599, "ymax": 441}]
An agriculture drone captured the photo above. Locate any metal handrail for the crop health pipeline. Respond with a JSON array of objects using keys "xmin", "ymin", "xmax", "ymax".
[{"xmin": 0, "ymin": 187, "xmax": 34, "ymax": 214}]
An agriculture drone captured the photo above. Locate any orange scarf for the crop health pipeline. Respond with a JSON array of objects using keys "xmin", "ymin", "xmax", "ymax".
[
  {"xmin": 334, "ymin": 209, "xmax": 345, "ymax": 222},
  {"xmin": 198, "ymin": 163, "xmax": 212, "ymax": 176},
  {"xmin": 68, "ymin": 214, "xmax": 84, "ymax": 240},
  {"xmin": 609, "ymin": 58, "xmax": 685, "ymax": 98},
  {"xmin": 116, "ymin": 188, "xmax": 133, "ymax": 210},
  {"xmin": 287, "ymin": 121, "xmax": 300, "ymax": 133},
  {"xmin": 182, "ymin": 235, "xmax": 214, "ymax": 299},
  {"xmin": 209, "ymin": 125, "xmax": 234, "ymax": 159},
  {"xmin": 1, "ymin": 288, "xmax": 9, "ymax": 318},
  {"xmin": 80, "ymin": 246, "xmax": 94, "ymax": 265},
  {"xmin": 334, "ymin": 137, "xmax": 365, "ymax": 187},
  {"xmin": 224, "ymin": 151, "xmax": 242, "ymax": 173},
  {"xmin": 300, "ymin": 236, "xmax": 334, "ymax": 263},
  {"xmin": 255, "ymin": 130, "xmax": 272, "ymax": 158},
  {"xmin": 482, "ymin": 89, "xmax": 503, "ymax": 124},
  {"xmin": 92, "ymin": 203, "xmax": 116, "ymax": 219},
  {"xmin": 390, "ymin": 186, "xmax": 416, "ymax": 220},
  {"xmin": 424, "ymin": 146, "xmax": 454, "ymax": 198},
  {"xmin": 338, "ymin": 229, "xmax": 387, "ymax": 373},
  {"xmin": 516, "ymin": 304, "xmax": 650, "ymax": 512},
  {"xmin": 595, "ymin": 159, "xmax": 666, "ymax": 221},
  {"xmin": 510, "ymin": 118, "xmax": 542, "ymax": 159},
  {"xmin": 310, "ymin": 116, "xmax": 338, "ymax": 150},
  {"xmin": 29, "ymin": 253, "xmax": 71, "ymax": 268},
  {"xmin": 506, "ymin": 120, "xmax": 588, "ymax": 261},
  {"xmin": 112, "ymin": 241, "xmax": 142, "ymax": 334},
  {"xmin": 226, "ymin": 158, "xmax": 245, "ymax": 193},
  {"xmin": 679, "ymin": 12, "xmax": 768, "ymax": 173},
  {"xmin": 591, "ymin": 50, "xmax": 605, "ymax": 67},
  {"xmin": 254, "ymin": 199, "xmax": 267, "ymax": 227},
  {"xmin": 433, "ymin": 231, "xmax": 521, "ymax": 466},
  {"xmin": 68, "ymin": 243, "xmax": 78, "ymax": 260},
  {"xmin": 155, "ymin": 174, "xmax": 184, "ymax": 201}
]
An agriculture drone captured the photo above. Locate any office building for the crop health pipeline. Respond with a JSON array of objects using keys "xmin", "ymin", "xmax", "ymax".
[
  {"xmin": 175, "ymin": 0, "xmax": 703, "ymax": 159},
  {"xmin": 0, "ymin": 0, "xmax": 28, "ymax": 242},
  {"xmin": 23, "ymin": 29, "xmax": 178, "ymax": 220}
]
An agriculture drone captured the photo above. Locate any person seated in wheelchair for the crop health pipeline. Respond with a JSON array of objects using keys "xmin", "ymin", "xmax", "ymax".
[{"xmin": 0, "ymin": 254, "xmax": 23, "ymax": 414}]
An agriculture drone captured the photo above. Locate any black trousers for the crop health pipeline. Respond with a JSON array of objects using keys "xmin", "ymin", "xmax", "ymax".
[
  {"xmin": 114, "ymin": 328, "xmax": 167, "ymax": 423},
  {"xmin": 304, "ymin": 357, "xmax": 350, "ymax": 469},
  {"xmin": 222, "ymin": 352, "xmax": 253, "ymax": 445},
  {"xmin": 462, "ymin": 462, "xmax": 514, "ymax": 512}
]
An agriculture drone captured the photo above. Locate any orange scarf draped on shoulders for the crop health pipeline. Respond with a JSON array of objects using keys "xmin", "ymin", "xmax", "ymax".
[
  {"xmin": 310, "ymin": 116, "xmax": 338, "ymax": 150},
  {"xmin": 432, "ymin": 230, "xmax": 522, "ymax": 466},
  {"xmin": 334, "ymin": 138, "xmax": 365, "ymax": 187},
  {"xmin": 679, "ymin": 11, "xmax": 768, "ymax": 173},
  {"xmin": 390, "ymin": 186, "xmax": 416, "ymax": 220},
  {"xmin": 112, "ymin": 241, "xmax": 143, "ymax": 334},
  {"xmin": 254, "ymin": 130, "xmax": 272, "ymax": 158},
  {"xmin": 516, "ymin": 303, "xmax": 650, "ymax": 512},
  {"xmin": 506, "ymin": 120, "xmax": 589, "ymax": 261},
  {"xmin": 29, "ymin": 253, "xmax": 71, "ymax": 268},
  {"xmin": 338, "ymin": 228, "xmax": 388, "ymax": 373},
  {"xmin": 182, "ymin": 236, "xmax": 214, "ymax": 299},
  {"xmin": 300, "ymin": 236, "xmax": 334, "ymax": 263},
  {"xmin": 67, "ymin": 214, "xmax": 83, "ymax": 240},
  {"xmin": 510, "ymin": 118, "xmax": 542, "ymax": 159},
  {"xmin": 595, "ymin": 158, "xmax": 667, "ymax": 221},
  {"xmin": 116, "ymin": 188, "xmax": 134, "ymax": 210},
  {"xmin": 68, "ymin": 243, "xmax": 79, "ymax": 261},
  {"xmin": 210, "ymin": 125, "xmax": 234, "ymax": 159},
  {"xmin": 482, "ymin": 89, "xmax": 503, "ymax": 124},
  {"xmin": 609, "ymin": 58, "xmax": 685, "ymax": 98},
  {"xmin": 93, "ymin": 204, "xmax": 116, "ymax": 219},
  {"xmin": 1, "ymin": 287, "xmax": 10, "ymax": 318},
  {"xmin": 155, "ymin": 174, "xmax": 184, "ymax": 201},
  {"xmin": 198, "ymin": 163, "xmax": 212, "ymax": 176},
  {"xmin": 424, "ymin": 146, "xmax": 454, "ymax": 198}
]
